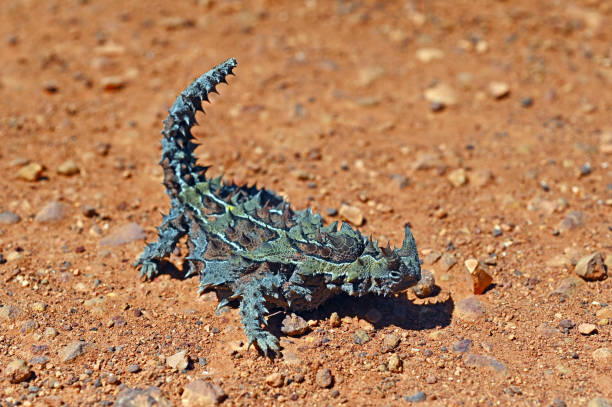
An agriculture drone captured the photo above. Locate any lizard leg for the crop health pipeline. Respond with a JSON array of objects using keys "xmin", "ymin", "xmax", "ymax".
[
  {"xmin": 237, "ymin": 274, "xmax": 284, "ymax": 357},
  {"xmin": 184, "ymin": 227, "xmax": 208, "ymax": 278},
  {"xmin": 135, "ymin": 206, "xmax": 186, "ymax": 279}
]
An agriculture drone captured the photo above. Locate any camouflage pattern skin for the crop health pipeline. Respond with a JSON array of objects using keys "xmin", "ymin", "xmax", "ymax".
[{"xmin": 135, "ymin": 59, "xmax": 422, "ymax": 355}]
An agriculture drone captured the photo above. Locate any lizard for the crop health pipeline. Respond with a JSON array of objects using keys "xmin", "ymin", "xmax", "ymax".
[{"xmin": 135, "ymin": 58, "xmax": 422, "ymax": 356}]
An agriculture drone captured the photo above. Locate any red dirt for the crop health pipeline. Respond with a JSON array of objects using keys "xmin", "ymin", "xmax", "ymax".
[{"xmin": 0, "ymin": 0, "xmax": 610, "ymax": 406}]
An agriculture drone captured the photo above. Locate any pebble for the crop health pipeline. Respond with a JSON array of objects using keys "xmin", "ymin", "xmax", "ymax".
[
  {"xmin": 440, "ymin": 253, "xmax": 457, "ymax": 271},
  {"xmin": 339, "ymin": 204, "xmax": 364, "ymax": 226},
  {"xmin": 537, "ymin": 323, "xmax": 558, "ymax": 337},
  {"xmin": 17, "ymin": 162, "xmax": 43, "ymax": 181},
  {"xmin": 30, "ymin": 302, "xmax": 47, "ymax": 312},
  {"xmin": 381, "ymin": 334, "xmax": 401, "ymax": 353},
  {"xmin": 364, "ymin": 308, "xmax": 382, "ymax": 324},
  {"xmin": 35, "ymin": 201, "xmax": 68, "ymax": 222},
  {"xmin": 425, "ymin": 375, "xmax": 437, "ymax": 384},
  {"xmin": 550, "ymin": 276, "xmax": 584, "ymax": 299},
  {"xmin": 521, "ymin": 97, "xmax": 533, "ymax": 108},
  {"xmin": 574, "ymin": 252, "xmax": 608, "ymax": 281},
  {"xmin": 281, "ymin": 313, "xmax": 309, "ymax": 336},
  {"xmin": 424, "ymin": 83, "xmax": 458, "ymax": 106},
  {"xmin": 412, "ymin": 270, "xmax": 436, "ymax": 298},
  {"xmin": 81, "ymin": 205, "xmax": 99, "ymax": 217},
  {"xmin": 115, "ymin": 386, "xmax": 172, "ymax": 407},
  {"xmin": 588, "ymin": 398, "xmax": 612, "ymax": 407},
  {"xmin": 315, "ymin": 368, "xmax": 334, "ymax": 388},
  {"xmin": 388, "ymin": 354, "xmax": 402, "ymax": 372},
  {"xmin": 101, "ymin": 76, "xmax": 126, "ymax": 90},
  {"xmin": 21, "ymin": 319, "xmax": 39, "ymax": 333},
  {"xmin": 465, "ymin": 259, "xmax": 493, "ymax": 295},
  {"xmin": 447, "ymin": 168, "xmax": 467, "ymax": 187},
  {"xmin": 44, "ymin": 327, "xmax": 59, "ymax": 338},
  {"xmin": 99, "ymin": 222, "xmax": 146, "ymax": 246},
  {"xmin": 265, "ymin": 372, "xmax": 284, "ymax": 387},
  {"xmin": 59, "ymin": 341, "xmax": 90, "ymax": 362},
  {"xmin": 107, "ymin": 374, "xmax": 120, "ymax": 385},
  {"xmin": 5, "ymin": 359, "xmax": 32, "ymax": 383},
  {"xmin": 30, "ymin": 356, "xmax": 49, "ymax": 365},
  {"xmin": 470, "ymin": 169, "xmax": 493, "ymax": 188},
  {"xmin": 455, "ymin": 297, "xmax": 486, "ymax": 322},
  {"xmin": 0, "ymin": 211, "xmax": 21, "ymax": 224},
  {"xmin": 0, "ymin": 304, "xmax": 22, "ymax": 321},
  {"xmin": 415, "ymin": 48, "xmax": 444, "ymax": 63},
  {"xmin": 127, "ymin": 364, "xmax": 141, "ymax": 373},
  {"xmin": 464, "ymin": 353, "xmax": 508, "ymax": 376},
  {"xmin": 592, "ymin": 347, "xmax": 612, "ymax": 366},
  {"xmin": 354, "ymin": 329, "xmax": 370, "ymax": 345},
  {"xmin": 452, "ymin": 339, "xmax": 473, "ymax": 353},
  {"xmin": 578, "ymin": 323, "xmax": 597, "ymax": 335},
  {"xmin": 559, "ymin": 211, "xmax": 584, "ymax": 231},
  {"xmin": 489, "ymin": 81, "xmax": 510, "ymax": 99},
  {"xmin": 326, "ymin": 207, "xmax": 338, "ymax": 217},
  {"xmin": 329, "ymin": 312, "xmax": 341, "ymax": 327},
  {"xmin": 57, "ymin": 160, "xmax": 80, "ymax": 176},
  {"xmin": 166, "ymin": 350, "xmax": 189, "ymax": 371},
  {"xmin": 423, "ymin": 251, "xmax": 441, "ymax": 265},
  {"xmin": 404, "ymin": 391, "xmax": 427, "ymax": 403}
]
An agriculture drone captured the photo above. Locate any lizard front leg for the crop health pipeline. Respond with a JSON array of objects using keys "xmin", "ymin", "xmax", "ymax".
[
  {"xmin": 135, "ymin": 206, "xmax": 186, "ymax": 279},
  {"xmin": 236, "ymin": 273, "xmax": 284, "ymax": 357}
]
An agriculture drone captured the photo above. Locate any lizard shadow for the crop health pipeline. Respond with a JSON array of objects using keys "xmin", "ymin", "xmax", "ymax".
[{"xmin": 271, "ymin": 289, "xmax": 454, "ymax": 337}]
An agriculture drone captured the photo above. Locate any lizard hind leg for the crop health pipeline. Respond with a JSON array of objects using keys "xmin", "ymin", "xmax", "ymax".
[{"xmin": 135, "ymin": 206, "xmax": 186, "ymax": 280}]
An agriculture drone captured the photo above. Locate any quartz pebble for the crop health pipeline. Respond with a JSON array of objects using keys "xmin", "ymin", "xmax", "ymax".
[
  {"xmin": 489, "ymin": 81, "xmax": 510, "ymax": 99},
  {"xmin": 447, "ymin": 168, "xmax": 467, "ymax": 187},
  {"xmin": 166, "ymin": 350, "xmax": 189, "ymax": 371},
  {"xmin": 578, "ymin": 323, "xmax": 597, "ymax": 335},
  {"xmin": 339, "ymin": 204, "xmax": 364, "ymax": 226},
  {"xmin": 17, "ymin": 162, "xmax": 43, "ymax": 181}
]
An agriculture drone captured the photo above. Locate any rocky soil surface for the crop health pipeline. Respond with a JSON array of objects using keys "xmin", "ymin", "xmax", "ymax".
[{"xmin": 0, "ymin": 0, "xmax": 610, "ymax": 406}]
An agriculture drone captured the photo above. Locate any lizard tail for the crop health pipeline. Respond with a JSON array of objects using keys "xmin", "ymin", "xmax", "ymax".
[{"xmin": 160, "ymin": 58, "xmax": 237, "ymax": 194}]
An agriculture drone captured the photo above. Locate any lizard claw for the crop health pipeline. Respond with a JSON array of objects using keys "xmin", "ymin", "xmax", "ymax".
[
  {"xmin": 248, "ymin": 331, "xmax": 281, "ymax": 358},
  {"xmin": 135, "ymin": 259, "xmax": 160, "ymax": 280}
]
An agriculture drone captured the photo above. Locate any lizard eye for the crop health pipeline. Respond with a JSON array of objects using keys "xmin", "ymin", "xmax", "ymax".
[{"xmin": 388, "ymin": 270, "xmax": 401, "ymax": 281}]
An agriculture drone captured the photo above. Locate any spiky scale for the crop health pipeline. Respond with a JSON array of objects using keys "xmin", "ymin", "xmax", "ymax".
[{"xmin": 135, "ymin": 58, "xmax": 422, "ymax": 357}]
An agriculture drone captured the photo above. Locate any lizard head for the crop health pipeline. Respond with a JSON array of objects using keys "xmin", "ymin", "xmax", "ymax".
[{"xmin": 370, "ymin": 225, "xmax": 421, "ymax": 296}]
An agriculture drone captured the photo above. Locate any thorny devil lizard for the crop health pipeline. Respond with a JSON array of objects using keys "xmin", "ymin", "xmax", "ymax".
[{"xmin": 135, "ymin": 58, "xmax": 422, "ymax": 356}]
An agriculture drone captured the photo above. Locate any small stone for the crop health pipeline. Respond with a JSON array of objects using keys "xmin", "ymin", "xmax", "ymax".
[
  {"xmin": 550, "ymin": 276, "xmax": 584, "ymax": 299},
  {"xmin": 424, "ymin": 83, "xmax": 458, "ymax": 106},
  {"xmin": 423, "ymin": 251, "xmax": 441, "ymax": 265},
  {"xmin": 440, "ymin": 253, "xmax": 457, "ymax": 271},
  {"xmin": 166, "ymin": 350, "xmax": 189, "ymax": 371},
  {"xmin": 559, "ymin": 211, "xmax": 585, "ymax": 231},
  {"xmin": 265, "ymin": 372, "xmax": 284, "ymax": 388},
  {"xmin": 21, "ymin": 319, "xmax": 39, "ymax": 334},
  {"xmin": 127, "ymin": 364, "xmax": 141, "ymax": 373},
  {"xmin": 17, "ymin": 163, "xmax": 44, "ymax": 181},
  {"xmin": 44, "ymin": 327, "xmax": 59, "ymax": 338},
  {"xmin": 0, "ymin": 211, "xmax": 21, "ymax": 224},
  {"xmin": 425, "ymin": 375, "xmax": 437, "ymax": 384},
  {"xmin": 115, "ymin": 386, "xmax": 172, "ymax": 407},
  {"xmin": 281, "ymin": 313, "xmax": 309, "ymax": 336},
  {"xmin": 574, "ymin": 252, "xmax": 608, "ymax": 281},
  {"xmin": 415, "ymin": 48, "xmax": 444, "ymax": 63},
  {"xmin": 447, "ymin": 168, "xmax": 467, "ymax": 187},
  {"xmin": 35, "ymin": 201, "xmax": 68, "ymax": 222},
  {"xmin": 5, "ymin": 359, "xmax": 32, "ymax": 383},
  {"xmin": 101, "ymin": 76, "xmax": 126, "ymax": 90},
  {"xmin": 59, "ymin": 341, "xmax": 90, "ymax": 362},
  {"xmin": 387, "ymin": 354, "xmax": 402, "ymax": 373},
  {"xmin": 381, "ymin": 334, "xmax": 401, "ymax": 353},
  {"xmin": 100, "ymin": 222, "xmax": 146, "ymax": 246},
  {"xmin": 57, "ymin": 160, "xmax": 80, "ymax": 176},
  {"xmin": 592, "ymin": 347, "xmax": 612, "ymax": 367},
  {"xmin": 489, "ymin": 81, "xmax": 510, "ymax": 99},
  {"xmin": 521, "ymin": 97, "xmax": 533, "ymax": 108},
  {"xmin": 81, "ymin": 205, "xmax": 99, "ymax": 217},
  {"xmin": 160, "ymin": 16, "xmax": 195, "ymax": 30},
  {"xmin": 43, "ymin": 80, "xmax": 59, "ymax": 93},
  {"xmin": 30, "ymin": 356, "xmax": 49, "ymax": 366},
  {"xmin": 339, "ymin": 204, "xmax": 364, "ymax": 226},
  {"xmin": 0, "ymin": 304, "xmax": 22, "ymax": 321},
  {"xmin": 329, "ymin": 312, "xmax": 341, "ymax": 327},
  {"xmin": 107, "ymin": 374, "xmax": 120, "ymax": 385},
  {"xmin": 578, "ymin": 323, "xmax": 597, "ymax": 335},
  {"xmin": 404, "ymin": 391, "xmax": 427, "ymax": 403},
  {"xmin": 537, "ymin": 323, "xmax": 558, "ymax": 337},
  {"xmin": 326, "ymin": 208, "xmax": 338, "ymax": 217},
  {"xmin": 465, "ymin": 259, "xmax": 493, "ymax": 295},
  {"xmin": 364, "ymin": 308, "xmax": 382, "ymax": 324},
  {"xmin": 464, "ymin": 353, "xmax": 508, "ymax": 376},
  {"xmin": 596, "ymin": 308, "xmax": 612, "ymax": 320},
  {"xmin": 315, "ymin": 368, "xmax": 334, "ymax": 388},
  {"xmin": 588, "ymin": 398, "xmax": 612, "ymax": 407},
  {"xmin": 452, "ymin": 339, "xmax": 473, "ymax": 353},
  {"xmin": 455, "ymin": 297, "xmax": 486, "ymax": 322},
  {"xmin": 354, "ymin": 329, "xmax": 370, "ymax": 344},
  {"xmin": 412, "ymin": 270, "xmax": 436, "ymax": 298},
  {"xmin": 471, "ymin": 169, "xmax": 493, "ymax": 188},
  {"xmin": 30, "ymin": 302, "xmax": 47, "ymax": 312}
]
